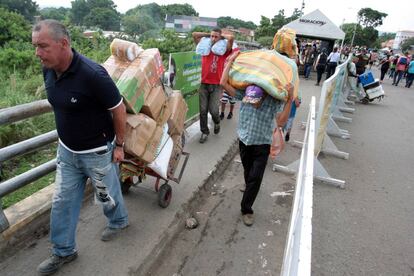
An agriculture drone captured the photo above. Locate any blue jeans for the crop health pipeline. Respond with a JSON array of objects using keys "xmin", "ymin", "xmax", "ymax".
[
  {"xmin": 51, "ymin": 144, "xmax": 128, "ymax": 256},
  {"xmin": 393, "ymin": 70, "xmax": 404, "ymax": 85},
  {"xmin": 304, "ymin": 64, "xmax": 312, "ymax": 78}
]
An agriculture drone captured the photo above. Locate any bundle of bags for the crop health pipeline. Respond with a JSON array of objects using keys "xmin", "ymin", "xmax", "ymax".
[
  {"xmin": 102, "ymin": 39, "xmax": 188, "ymax": 180},
  {"xmin": 195, "ymin": 37, "xmax": 228, "ymax": 56},
  {"xmin": 228, "ymin": 49, "xmax": 299, "ymax": 101}
]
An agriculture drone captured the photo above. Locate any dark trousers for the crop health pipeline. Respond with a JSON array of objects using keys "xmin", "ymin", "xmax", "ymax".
[
  {"xmin": 393, "ymin": 70, "xmax": 404, "ymax": 85},
  {"xmin": 199, "ymin": 83, "xmax": 221, "ymax": 135},
  {"xmin": 316, "ymin": 65, "xmax": 325, "ymax": 84},
  {"xmin": 239, "ymin": 141, "xmax": 270, "ymax": 214},
  {"xmin": 406, "ymin": 73, "xmax": 414, "ymax": 88},
  {"xmin": 380, "ymin": 67, "xmax": 389, "ymax": 81},
  {"xmin": 326, "ymin": 62, "xmax": 337, "ymax": 79}
]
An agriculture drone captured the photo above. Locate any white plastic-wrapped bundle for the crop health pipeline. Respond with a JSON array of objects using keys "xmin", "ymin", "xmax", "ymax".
[
  {"xmin": 211, "ymin": 39, "xmax": 228, "ymax": 56},
  {"xmin": 110, "ymin": 38, "xmax": 143, "ymax": 62},
  {"xmin": 195, "ymin": 37, "xmax": 211, "ymax": 56}
]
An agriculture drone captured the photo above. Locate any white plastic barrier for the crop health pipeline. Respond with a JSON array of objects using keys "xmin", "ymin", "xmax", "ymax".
[{"xmin": 278, "ymin": 97, "xmax": 315, "ymax": 276}]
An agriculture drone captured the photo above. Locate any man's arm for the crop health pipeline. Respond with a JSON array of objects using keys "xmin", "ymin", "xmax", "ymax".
[
  {"xmin": 222, "ymin": 34, "xmax": 234, "ymax": 52},
  {"xmin": 220, "ymin": 51, "xmax": 239, "ymax": 97},
  {"xmin": 276, "ymin": 84, "xmax": 294, "ymax": 128},
  {"xmin": 111, "ymin": 102, "xmax": 126, "ymax": 163},
  {"xmin": 192, "ymin": 32, "xmax": 209, "ymax": 45}
]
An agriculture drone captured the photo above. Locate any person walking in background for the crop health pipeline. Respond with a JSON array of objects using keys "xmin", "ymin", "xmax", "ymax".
[
  {"xmin": 378, "ymin": 54, "xmax": 391, "ymax": 83},
  {"xmin": 326, "ymin": 47, "xmax": 340, "ymax": 79},
  {"xmin": 405, "ymin": 58, "xmax": 414, "ymax": 88},
  {"xmin": 192, "ymin": 28, "xmax": 234, "ymax": 143},
  {"xmin": 283, "ymin": 97, "xmax": 301, "ymax": 141},
  {"xmin": 220, "ymin": 91, "xmax": 236, "ymax": 120},
  {"xmin": 313, "ymin": 48, "xmax": 328, "ymax": 86},
  {"xmin": 393, "ymin": 52, "xmax": 409, "ymax": 86},
  {"xmin": 301, "ymin": 43, "xmax": 315, "ymax": 80},
  {"xmin": 220, "ymin": 51, "xmax": 295, "ymax": 227},
  {"xmin": 389, "ymin": 55, "xmax": 398, "ymax": 79},
  {"xmin": 32, "ymin": 20, "xmax": 129, "ymax": 275}
]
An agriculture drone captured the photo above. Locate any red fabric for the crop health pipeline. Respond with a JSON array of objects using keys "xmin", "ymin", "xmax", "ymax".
[{"xmin": 201, "ymin": 50, "xmax": 231, "ymax": 84}]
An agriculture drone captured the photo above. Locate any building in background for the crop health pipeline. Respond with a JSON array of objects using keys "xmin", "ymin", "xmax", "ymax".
[
  {"xmin": 165, "ymin": 15, "xmax": 217, "ymax": 33},
  {"xmin": 393, "ymin": 30, "xmax": 414, "ymax": 50}
]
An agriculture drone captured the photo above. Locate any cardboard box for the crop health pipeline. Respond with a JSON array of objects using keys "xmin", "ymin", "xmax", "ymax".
[
  {"xmin": 168, "ymin": 91, "xmax": 188, "ymax": 135},
  {"xmin": 167, "ymin": 134, "xmax": 183, "ymax": 179},
  {"xmin": 141, "ymin": 85, "xmax": 167, "ymax": 120},
  {"xmin": 125, "ymin": 114, "xmax": 160, "ymax": 163},
  {"xmin": 102, "ymin": 55, "xmax": 130, "ymax": 82},
  {"xmin": 135, "ymin": 55, "xmax": 162, "ymax": 88},
  {"xmin": 140, "ymin": 48, "xmax": 164, "ymax": 79},
  {"xmin": 116, "ymin": 59, "xmax": 152, "ymax": 114}
]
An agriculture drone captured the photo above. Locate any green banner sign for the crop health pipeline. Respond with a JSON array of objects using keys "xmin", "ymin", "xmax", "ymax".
[{"xmin": 168, "ymin": 51, "xmax": 201, "ymax": 119}]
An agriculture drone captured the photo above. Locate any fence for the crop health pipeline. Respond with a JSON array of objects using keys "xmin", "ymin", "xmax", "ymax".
[
  {"xmin": 0, "ymin": 100, "xmax": 56, "ymax": 232},
  {"xmin": 279, "ymin": 96, "xmax": 315, "ymax": 276},
  {"xmin": 276, "ymin": 55, "xmax": 357, "ymax": 275}
]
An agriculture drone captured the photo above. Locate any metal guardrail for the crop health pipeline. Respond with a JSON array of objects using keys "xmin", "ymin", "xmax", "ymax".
[
  {"xmin": 0, "ymin": 100, "xmax": 56, "ymax": 232},
  {"xmin": 280, "ymin": 96, "xmax": 315, "ymax": 276}
]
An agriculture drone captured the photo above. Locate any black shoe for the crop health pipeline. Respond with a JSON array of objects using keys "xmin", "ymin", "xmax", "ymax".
[
  {"xmin": 285, "ymin": 133, "xmax": 290, "ymax": 142},
  {"xmin": 199, "ymin": 133, "xmax": 208, "ymax": 143},
  {"xmin": 214, "ymin": 123, "xmax": 220, "ymax": 134},
  {"xmin": 315, "ymin": 83, "xmax": 319, "ymax": 86},
  {"xmin": 219, "ymin": 112, "xmax": 224, "ymax": 120},
  {"xmin": 227, "ymin": 112, "xmax": 233, "ymax": 119},
  {"xmin": 101, "ymin": 226, "xmax": 127, "ymax": 241},
  {"xmin": 37, "ymin": 252, "xmax": 78, "ymax": 275}
]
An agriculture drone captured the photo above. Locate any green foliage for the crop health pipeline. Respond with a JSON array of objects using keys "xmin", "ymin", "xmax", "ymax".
[
  {"xmin": 70, "ymin": 0, "xmax": 120, "ymax": 30},
  {"xmin": 256, "ymin": 36, "xmax": 274, "ymax": 48},
  {"xmin": 341, "ymin": 23, "xmax": 379, "ymax": 48},
  {"xmin": 255, "ymin": 9, "xmax": 303, "ymax": 40},
  {"xmin": 0, "ymin": 0, "xmax": 38, "ymax": 21},
  {"xmin": 142, "ymin": 29, "xmax": 195, "ymax": 61},
  {"xmin": 84, "ymin": 7, "xmax": 120, "ymax": 31},
  {"xmin": 401, "ymin": 37, "xmax": 414, "ymax": 52},
  {"xmin": 39, "ymin": 7, "xmax": 70, "ymax": 21},
  {"xmin": 161, "ymin": 3, "xmax": 198, "ymax": 16},
  {"xmin": 217, "ymin": 16, "xmax": 256, "ymax": 30},
  {"xmin": 0, "ymin": 7, "xmax": 31, "ymax": 46},
  {"xmin": 255, "ymin": 16, "xmax": 274, "ymax": 38},
  {"xmin": 122, "ymin": 12, "xmax": 158, "ymax": 37},
  {"xmin": 125, "ymin": 3, "xmax": 164, "ymax": 28},
  {"xmin": 70, "ymin": 0, "xmax": 89, "ymax": 25},
  {"xmin": 357, "ymin": 8, "xmax": 387, "ymax": 28}
]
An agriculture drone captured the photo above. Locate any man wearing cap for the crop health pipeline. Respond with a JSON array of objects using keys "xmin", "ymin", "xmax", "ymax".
[{"xmin": 220, "ymin": 51, "xmax": 294, "ymax": 226}]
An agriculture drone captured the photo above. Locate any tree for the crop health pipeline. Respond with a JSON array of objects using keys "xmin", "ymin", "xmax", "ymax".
[
  {"xmin": 70, "ymin": 0, "xmax": 120, "ymax": 30},
  {"xmin": 125, "ymin": 3, "xmax": 164, "ymax": 28},
  {"xmin": 401, "ymin": 37, "xmax": 414, "ymax": 52},
  {"xmin": 256, "ymin": 36, "xmax": 273, "ymax": 48},
  {"xmin": 122, "ymin": 12, "xmax": 157, "ymax": 37},
  {"xmin": 357, "ymin": 8, "xmax": 387, "ymax": 28},
  {"xmin": 40, "ymin": 7, "xmax": 70, "ymax": 21},
  {"xmin": 0, "ymin": 7, "xmax": 30, "ymax": 46},
  {"xmin": 271, "ymin": 9, "xmax": 286, "ymax": 31},
  {"xmin": 0, "ymin": 0, "xmax": 38, "ymax": 21},
  {"xmin": 70, "ymin": 0, "xmax": 90, "ymax": 25},
  {"xmin": 142, "ymin": 29, "xmax": 194, "ymax": 61},
  {"xmin": 217, "ymin": 16, "xmax": 256, "ymax": 30},
  {"xmin": 255, "ymin": 16, "xmax": 274, "ymax": 38},
  {"xmin": 84, "ymin": 7, "xmax": 120, "ymax": 30},
  {"xmin": 161, "ymin": 3, "xmax": 198, "ymax": 16}
]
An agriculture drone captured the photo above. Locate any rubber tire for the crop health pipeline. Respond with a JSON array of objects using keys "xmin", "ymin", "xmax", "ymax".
[
  {"xmin": 158, "ymin": 183, "xmax": 172, "ymax": 208},
  {"xmin": 361, "ymin": 98, "xmax": 369, "ymax": 105},
  {"xmin": 120, "ymin": 177, "xmax": 132, "ymax": 194}
]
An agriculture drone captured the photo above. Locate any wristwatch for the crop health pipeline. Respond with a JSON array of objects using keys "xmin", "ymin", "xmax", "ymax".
[{"xmin": 115, "ymin": 141, "xmax": 125, "ymax": 148}]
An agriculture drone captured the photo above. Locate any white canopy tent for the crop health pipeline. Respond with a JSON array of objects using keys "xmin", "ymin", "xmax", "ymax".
[{"xmin": 284, "ymin": 9, "xmax": 345, "ymax": 41}]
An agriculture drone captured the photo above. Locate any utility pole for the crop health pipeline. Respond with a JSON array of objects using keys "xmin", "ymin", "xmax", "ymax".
[{"xmin": 301, "ymin": 0, "xmax": 305, "ymax": 15}]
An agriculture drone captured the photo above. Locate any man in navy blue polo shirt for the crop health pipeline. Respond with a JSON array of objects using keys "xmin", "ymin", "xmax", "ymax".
[{"xmin": 32, "ymin": 20, "xmax": 129, "ymax": 275}]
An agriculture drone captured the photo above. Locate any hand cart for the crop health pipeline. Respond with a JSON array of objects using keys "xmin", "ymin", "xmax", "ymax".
[
  {"xmin": 358, "ymin": 71, "xmax": 385, "ymax": 104},
  {"xmin": 118, "ymin": 138, "xmax": 190, "ymax": 208}
]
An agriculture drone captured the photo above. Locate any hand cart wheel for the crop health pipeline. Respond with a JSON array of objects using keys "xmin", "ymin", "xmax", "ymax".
[
  {"xmin": 158, "ymin": 183, "xmax": 172, "ymax": 208},
  {"xmin": 120, "ymin": 176, "xmax": 133, "ymax": 194}
]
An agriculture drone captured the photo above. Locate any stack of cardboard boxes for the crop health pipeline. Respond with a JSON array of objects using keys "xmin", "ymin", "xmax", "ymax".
[{"xmin": 102, "ymin": 39, "xmax": 188, "ymax": 179}]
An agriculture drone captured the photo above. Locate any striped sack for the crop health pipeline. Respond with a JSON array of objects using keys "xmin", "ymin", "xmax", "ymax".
[
  {"xmin": 228, "ymin": 50, "xmax": 299, "ymax": 101},
  {"xmin": 271, "ymin": 28, "xmax": 298, "ymax": 59}
]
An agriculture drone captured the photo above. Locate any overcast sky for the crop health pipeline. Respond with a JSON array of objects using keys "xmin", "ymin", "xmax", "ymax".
[{"xmin": 35, "ymin": 0, "xmax": 413, "ymax": 33}]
